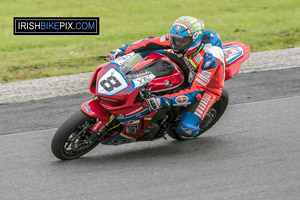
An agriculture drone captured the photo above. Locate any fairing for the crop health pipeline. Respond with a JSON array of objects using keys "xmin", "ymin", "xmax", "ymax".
[
  {"xmin": 222, "ymin": 41, "xmax": 250, "ymax": 80},
  {"xmin": 82, "ymin": 52, "xmax": 185, "ymax": 141}
]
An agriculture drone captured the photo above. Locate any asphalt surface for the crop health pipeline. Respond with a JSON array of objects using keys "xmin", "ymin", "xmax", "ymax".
[{"xmin": 0, "ymin": 67, "xmax": 300, "ymax": 199}]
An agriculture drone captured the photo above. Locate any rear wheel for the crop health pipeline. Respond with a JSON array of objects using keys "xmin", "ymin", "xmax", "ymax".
[
  {"xmin": 51, "ymin": 110, "xmax": 100, "ymax": 160},
  {"xmin": 166, "ymin": 88, "xmax": 229, "ymax": 140},
  {"xmin": 198, "ymin": 88, "xmax": 229, "ymax": 135}
]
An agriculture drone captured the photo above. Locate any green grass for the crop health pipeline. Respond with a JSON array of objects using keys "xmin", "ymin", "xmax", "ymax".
[{"xmin": 0, "ymin": 0, "xmax": 300, "ymax": 83}]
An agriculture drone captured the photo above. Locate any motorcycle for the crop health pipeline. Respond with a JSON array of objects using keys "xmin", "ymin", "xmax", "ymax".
[{"xmin": 51, "ymin": 41, "xmax": 250, "ymax": 160}]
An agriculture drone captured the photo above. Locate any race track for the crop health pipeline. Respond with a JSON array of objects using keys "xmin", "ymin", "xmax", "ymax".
[{"xmin": 0, "ymin": 67, "xmax": 300, "ymax": 200}]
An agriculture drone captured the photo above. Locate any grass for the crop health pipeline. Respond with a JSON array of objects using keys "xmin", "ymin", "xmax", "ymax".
[{"xmin": 0, "ymin": 0, "xmax": 300, "ymax": 83}]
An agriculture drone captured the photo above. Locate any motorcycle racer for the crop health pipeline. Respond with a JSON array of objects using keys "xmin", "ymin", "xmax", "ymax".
[{"xmin": 110, "ymin": 16, "xmax": 225, "ymax": 138}]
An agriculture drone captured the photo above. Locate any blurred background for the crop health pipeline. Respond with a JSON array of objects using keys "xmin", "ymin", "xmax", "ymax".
[{"xmin": 0, "ymin": 0, "xmax": 299, "ymax": 83}]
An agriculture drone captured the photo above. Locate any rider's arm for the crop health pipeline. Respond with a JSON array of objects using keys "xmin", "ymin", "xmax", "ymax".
[
  {"xmin": 123, "ymin": 34, "xmax": 172, "ymax": 54},
  {"xmin": 164, "ymin": 52, "xmax": 223, "ymax": 106}
]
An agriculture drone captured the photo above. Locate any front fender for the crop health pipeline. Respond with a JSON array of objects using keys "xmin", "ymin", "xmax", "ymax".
[{"xmin": 81, "ymin": 99, "xmax": 110, "ymax": 119}]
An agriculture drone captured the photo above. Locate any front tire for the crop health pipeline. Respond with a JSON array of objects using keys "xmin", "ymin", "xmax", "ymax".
[{"xmin": 51, "ymin": 110, "xmax": 100, "ymax": 160}]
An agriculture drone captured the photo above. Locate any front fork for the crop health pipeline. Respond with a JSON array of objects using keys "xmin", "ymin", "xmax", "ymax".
[
  {"xmin": 81, "ymin": 99, "xmax": 116, "ymax": 139},
  {"xmin": 87, "ymin": 115, "xmax": 116, "ymax": 142}
]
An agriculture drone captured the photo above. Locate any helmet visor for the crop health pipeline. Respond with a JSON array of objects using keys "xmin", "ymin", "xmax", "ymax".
[{"xmin": 171, "ymin": 34, "xmax": 193, "ymax": 51}]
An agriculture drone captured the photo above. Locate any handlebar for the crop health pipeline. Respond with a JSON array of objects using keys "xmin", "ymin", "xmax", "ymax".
[{"xmin": 98, "ymin": 55, "xmax": 110, "ymax": 62}]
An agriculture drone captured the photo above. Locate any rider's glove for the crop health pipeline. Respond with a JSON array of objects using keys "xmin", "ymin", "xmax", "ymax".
[
  {"xmin": 146, "ymin": 96, "xmax": 172, "ymax": 111},
  {"xmin": 109, "ymin": 49, "xmax": 123, "ymax": 60},
  {"xmin": 109, "ymin": 44, "xmax": 129, "ymax": 60}
]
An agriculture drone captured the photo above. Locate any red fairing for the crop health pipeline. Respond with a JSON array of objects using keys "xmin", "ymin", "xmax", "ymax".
[
  {"xmin": 81, "ymin": 99, "xmax": 110, "ymax": 119},
  {"xmin": 94, "ymin": 53, "xmax": 184, "ymax": 109},
  {"xmin": 81, "ymin": 52, "xmax": 186, "ymax": 140},
  {"xmin": 89, "ymin": 62, "xmax": 111, "ymax": 96},
  {"xmin": 223, "ymin": 41, "xmax": 250, "ymax": 80},
  {"xmin": 138, "ymin": 53, "xmax": 185, "ymax": 92}
]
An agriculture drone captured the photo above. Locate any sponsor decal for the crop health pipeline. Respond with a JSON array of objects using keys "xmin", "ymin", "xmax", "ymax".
[
  {"xmin": 223, "ymin": 46, "xmax": 243, "ymax": 64},
  {"xmin": 175, "ymin": 95, "xmax": 189, "ymax": 104},
  {"xmin": 164, "ymin": 79, "xmax": 172, "ymax": 87},
  {"xmin": 166, "ymin": 34, "xmax": 170, "ymax": 41},
  {"xmin": 201, "ymin": 71, "xmax": 211, "ymax": 78},
  {"xmin": 92, "ymin": 120, "xmax": 103, "ymax": 132},
  {"xmin": 194, "ymin": 54, "xmax": 202, "ymax": 65},
  {"xmin": 132, "ymin": 74, "xmax": 155, "ymax": 87},
  {"xmin": 198, "ymin": 73, "xmax": 210, "ymax": 82},
  {"xmin": 83, "ymin": 105, "xmax": 92, "ymax": 112},
  {"xmin": 160, "ymin": 35, "xmax": 165, "ymax": 42},
  {"xmin": 125, "ymin": 107, "xmax": 143, "ymax": 117},
  {"xmin": 126, "ymin": 124, "xmax": 138, "ymax": 134}
]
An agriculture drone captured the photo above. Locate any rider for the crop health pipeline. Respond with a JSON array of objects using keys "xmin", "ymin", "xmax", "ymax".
[{"xmin": 110, "ymin": 16, "xmax": 225, "ymax": 137}]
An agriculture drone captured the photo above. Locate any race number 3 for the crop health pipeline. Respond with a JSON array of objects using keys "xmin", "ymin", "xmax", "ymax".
[{"xmin": 97, "ymin": 68, "xmax": 128, "ymax": 95}]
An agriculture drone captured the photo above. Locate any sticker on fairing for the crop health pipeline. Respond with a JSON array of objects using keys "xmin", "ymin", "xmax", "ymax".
[
  {"xmin": 223, "ymin": 45, "xmax": 243, "ymax": 64},
  {"xmin": 83, "ymin": 105, "xmax": 92, "ymax": 112},
  {"xmin": 132, "ymin": 73, "xmax": 155, "ymax": 88},
  {"xmin": 97, "ymin": 68, "xmax": 128, "ymax": 96},
  {"xmin": 126, "ymin": 124, "xmax": 138, "ymax": 134}
]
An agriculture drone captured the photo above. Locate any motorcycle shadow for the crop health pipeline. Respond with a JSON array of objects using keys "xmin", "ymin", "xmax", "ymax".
[{"xmin": 52, "ymin": 136, "xmax": 225, "ymax": 166}]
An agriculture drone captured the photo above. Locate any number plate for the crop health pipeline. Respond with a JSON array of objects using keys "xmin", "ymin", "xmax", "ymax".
[{"xmin": 97, "ymin": 68, "xmax": 129, "ymax": 96}]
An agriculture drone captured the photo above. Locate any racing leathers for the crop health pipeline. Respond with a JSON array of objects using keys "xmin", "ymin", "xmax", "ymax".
[{"xmin": 116, "ymin": 30, "xmax": 225, "ymax": 137}]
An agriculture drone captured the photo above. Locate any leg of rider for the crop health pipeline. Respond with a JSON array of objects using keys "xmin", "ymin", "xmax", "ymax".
[{"xmin": 177, "ymin": 91, "xmax": 217, "ymax": 137}]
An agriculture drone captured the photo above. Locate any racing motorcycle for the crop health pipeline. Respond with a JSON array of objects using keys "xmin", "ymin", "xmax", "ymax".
[{"xmin": 51, "ymin": 41, "xmax": 250, "ymax": 160}]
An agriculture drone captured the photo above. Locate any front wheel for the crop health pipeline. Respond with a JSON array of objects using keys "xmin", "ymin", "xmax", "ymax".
[
  {"xmin": 51, "ymin": 110, "xmax": 100, "ymax": 160},
  {"xmin": 167, "ymin": 88, "xmax": 229, "ymax": 140}
]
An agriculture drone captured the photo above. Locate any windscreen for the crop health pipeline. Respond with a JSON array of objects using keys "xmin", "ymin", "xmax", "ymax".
[{"xmin": 115, "ymin": 53, "xmax": 143, "ymax": 76}]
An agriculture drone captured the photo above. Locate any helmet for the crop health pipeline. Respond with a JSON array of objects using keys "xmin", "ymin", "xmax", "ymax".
[{"xmin": 170, "ymin": 16, "xmax": 204, "ymax": 56}]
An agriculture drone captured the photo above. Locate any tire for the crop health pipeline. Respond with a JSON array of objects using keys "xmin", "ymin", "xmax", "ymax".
[
  {"xmin": 166, "ymin": 126, "xmax": 184, "ymax": 140},
  {"xmin": 197, "ymin": 88, "xmax": 229, "ymax": 135},
  {"xmin": 166, "ymin": 88, "xmax": 229, "ymax": 140},
  {"xmin": 51, "ymin": 110, "xmax": 100, "ymax": 160}
]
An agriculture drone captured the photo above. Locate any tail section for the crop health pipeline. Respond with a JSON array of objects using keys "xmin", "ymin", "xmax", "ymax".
[{"xmin": 222, "ymin": 41, "xmax": 250, "ymax": 80}]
